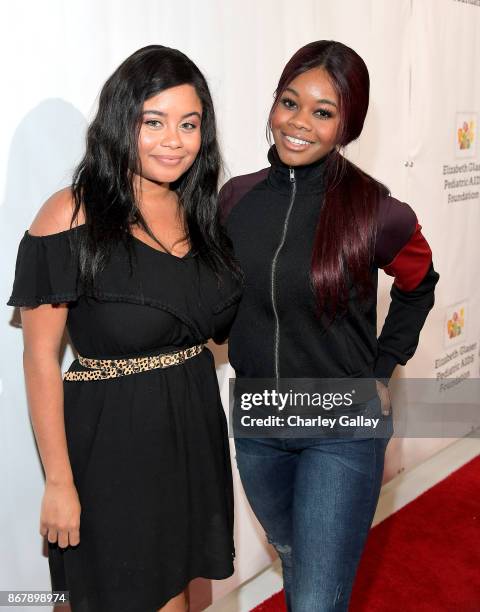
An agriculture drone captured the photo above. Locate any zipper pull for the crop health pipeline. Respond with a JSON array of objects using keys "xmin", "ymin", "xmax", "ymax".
[{"xmin": 289, "ymin": 167, "xmax": 295, "ymax": 182}]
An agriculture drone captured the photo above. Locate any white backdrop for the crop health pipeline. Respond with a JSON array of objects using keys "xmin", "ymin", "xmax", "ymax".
[{"xmin": 1, "ymin": 1, "xmax": 478, "ymax": 610}]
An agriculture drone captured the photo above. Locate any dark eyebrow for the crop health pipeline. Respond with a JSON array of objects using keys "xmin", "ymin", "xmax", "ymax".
[
  {"xmin": 285, "ymin": 87, "xmax": 338, "ymax": 109},
  {"xmin": 142, "ymin": 110, "xmax": 202, "ymax": 120}
]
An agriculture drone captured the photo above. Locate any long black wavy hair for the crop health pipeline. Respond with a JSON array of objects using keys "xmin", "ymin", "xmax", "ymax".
[{"xmin": 70, "ymin": 44, "xmax": 240, "ymax": 289}]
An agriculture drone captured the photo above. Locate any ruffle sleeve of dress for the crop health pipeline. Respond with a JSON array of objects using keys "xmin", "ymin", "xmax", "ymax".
[
  {"xmin": 7, "ymin": 229, "xmax": 82, "ymax": 307},
  {"xmin": 7, "ymin": 226, "xmax": 243, "ymax": 348}
]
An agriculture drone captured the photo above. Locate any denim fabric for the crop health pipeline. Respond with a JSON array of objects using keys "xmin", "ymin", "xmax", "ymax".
[{"xmin": 234, "ymin": 405, "xmax": 392, "ymax": 611}]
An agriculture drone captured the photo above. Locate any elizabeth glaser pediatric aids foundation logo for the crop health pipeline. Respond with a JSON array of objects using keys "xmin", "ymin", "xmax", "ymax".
[
  {"xmin": 456, "ymin": 113, "xmax": 476, "ymax": 158},
  {"xmin": 444, "ymin": 302, "xmax": 467, "ymax": 348}
]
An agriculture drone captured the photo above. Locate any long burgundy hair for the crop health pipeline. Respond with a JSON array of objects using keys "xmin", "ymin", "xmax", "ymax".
[{"xmin": 269, "ymin": 41, "xmax": 389, "ymax": 319}]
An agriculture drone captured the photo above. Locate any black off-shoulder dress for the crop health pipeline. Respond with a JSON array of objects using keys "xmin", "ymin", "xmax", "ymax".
[{"xmin": 7, "ymin": 226, "xmax": 241, "ymax": 612}]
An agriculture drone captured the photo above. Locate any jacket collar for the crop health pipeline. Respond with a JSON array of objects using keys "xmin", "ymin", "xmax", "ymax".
[{"xmin": 267, "ymin": 144, "xmax": 329, "ymax": 194}]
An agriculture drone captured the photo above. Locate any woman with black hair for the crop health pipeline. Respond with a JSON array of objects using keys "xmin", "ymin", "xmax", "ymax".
[
  {"xmin": 220, "ymin": 41, "xmax": 439, "ymax": 611},
  {"xmin": 7, "ymin": 45, "xmax": 241, "ymax": 612}
]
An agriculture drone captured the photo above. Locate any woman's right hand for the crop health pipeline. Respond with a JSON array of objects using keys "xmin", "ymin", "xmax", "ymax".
[{"xmin": 40, "ymin": 481, "xmax": 81, "ymax": 548}]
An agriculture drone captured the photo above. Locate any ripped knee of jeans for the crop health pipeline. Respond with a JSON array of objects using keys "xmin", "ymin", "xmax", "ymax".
[
  {"xmin": 266, "ymin": 534, "xmax": 292, "ymax": 562},
  {"xmin": 334, "ymin": 582, "xmax": 344, "ymax": 606}
]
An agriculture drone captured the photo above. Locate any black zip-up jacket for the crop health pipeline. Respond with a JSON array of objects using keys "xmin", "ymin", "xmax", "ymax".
[{"xmin": 219, "ymin": 146, "xmax": 440, "ymax": 381}]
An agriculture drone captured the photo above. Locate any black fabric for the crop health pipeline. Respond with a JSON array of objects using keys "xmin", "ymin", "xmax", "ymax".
[
  {"xmin": 7, "ymin": 227, "xmax": 241, "ymax": 612},
  {"xmin": 219, "ymin": 145, "xmax": 439, "ymax": 382},
  {"xmin": 375, "ymin": 262, "xmax": 439, "ymax": 378}
]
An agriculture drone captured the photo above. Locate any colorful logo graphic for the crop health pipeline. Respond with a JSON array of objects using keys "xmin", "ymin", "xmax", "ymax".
[
  {"xmin": 458, "ymin": 121, "xmax": 475, "ymax": 150},
  {"xmin": 455, "ymin": 113, "xmax": 477, "ymax": 158},
  {"xmin": 444, "ymin": 301, "xmax": 468, "ymax": 348},
  {"xmin": 447, "ymin": 307, "xmax": 464, "ymax": 339}
]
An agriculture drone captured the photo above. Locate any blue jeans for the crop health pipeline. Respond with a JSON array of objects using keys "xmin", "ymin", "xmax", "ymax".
[{"xmin": 234, "ymin": 410, "xmax": 391, "ymax": 611}]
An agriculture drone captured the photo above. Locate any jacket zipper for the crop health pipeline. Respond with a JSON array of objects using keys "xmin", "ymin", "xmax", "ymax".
[{"xmin": 270, "ymin": 167, "xmax": 297, "ymax": 379}]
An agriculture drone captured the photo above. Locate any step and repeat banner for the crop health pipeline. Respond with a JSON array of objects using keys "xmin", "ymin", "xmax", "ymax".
[{"xmin": 0, "ymin": 0, "xmax": 478, "ymax": 608}]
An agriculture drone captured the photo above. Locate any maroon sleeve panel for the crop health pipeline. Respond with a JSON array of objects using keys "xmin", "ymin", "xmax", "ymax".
[
  {"xmin": 218, "ymin": 168, "xmax": 269, "ymax": 225},
  {"xmin": 375, "ymin": 195, "xmax": 417, "ymax": 267},
  {"xmin": 382, "ymin": 222, "xmax": 433, "ymax": 291},
  {"xmin": 374, "ymin": 196, "xmax": 439, "ymax": 380}
]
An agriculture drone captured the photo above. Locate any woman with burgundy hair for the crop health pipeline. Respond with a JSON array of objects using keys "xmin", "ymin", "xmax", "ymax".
[{"xmin": 219, "ymin": 41, "xmax": 439, "ymax": 611}]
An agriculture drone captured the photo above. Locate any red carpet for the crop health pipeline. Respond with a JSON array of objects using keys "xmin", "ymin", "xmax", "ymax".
[{"xmin": 251, "ymin": 454, "xmax": 480, "ymax": 612}]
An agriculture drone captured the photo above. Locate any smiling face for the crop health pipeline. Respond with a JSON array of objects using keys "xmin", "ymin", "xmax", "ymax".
[
  {"xmin": 270, "ymin": 67, "xmax": 341, "ymax": 167},
  {"xmin": 136, "ymin": 84, "xmax": 202, "ymax": 188}
]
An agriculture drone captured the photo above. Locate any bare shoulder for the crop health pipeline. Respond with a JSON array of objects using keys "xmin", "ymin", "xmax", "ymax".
[{"xmin": 28, "ymin": 187, "xmax": 86, "ymax": 237}]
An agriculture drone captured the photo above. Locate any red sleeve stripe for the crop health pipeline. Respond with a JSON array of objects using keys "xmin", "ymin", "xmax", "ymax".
[{"xmin": 382, "ymin": 223, "xmax": 433, "ymax": 291}]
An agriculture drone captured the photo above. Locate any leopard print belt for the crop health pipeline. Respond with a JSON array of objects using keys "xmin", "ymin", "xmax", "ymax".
[{"xmin": 63, "ymin": 344, "xmax": 205, "ymax": 382}]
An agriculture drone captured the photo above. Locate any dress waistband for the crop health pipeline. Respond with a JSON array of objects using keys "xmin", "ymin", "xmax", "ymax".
[{"xmin": 63, "ymin": 344, "xmax": 205, "ymax": 382}]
